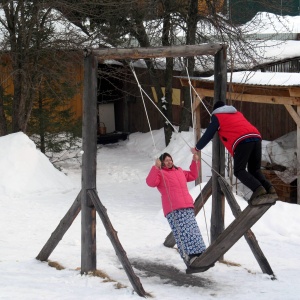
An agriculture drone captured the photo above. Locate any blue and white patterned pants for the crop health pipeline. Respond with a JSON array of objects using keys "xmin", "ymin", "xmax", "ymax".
[{"xmin": 166, "ymin": 208, "xmax": 206, "ymax": 260}]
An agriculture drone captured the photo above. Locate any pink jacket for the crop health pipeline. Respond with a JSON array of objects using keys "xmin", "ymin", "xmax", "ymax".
[{"xmin": 146, "ymin": 160, "xmax": 200, "ymax": 216}]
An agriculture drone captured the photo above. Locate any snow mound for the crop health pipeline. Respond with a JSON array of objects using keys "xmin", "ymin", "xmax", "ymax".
[{"xmin": 0, "ymin": 132, "xmax": 75, "ymax": 197}]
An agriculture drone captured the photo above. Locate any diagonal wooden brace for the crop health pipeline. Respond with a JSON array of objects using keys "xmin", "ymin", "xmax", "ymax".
[
  {"xmin": 218, "ymin": 177, "xmax": 275, "ymax": 277},
  {"xmin": 36, "ymin": 191, "xmax": 82, "ymax": 261},
  {"xmin": 87, "ymin": 189, "xmax": 148, "ymax": 298},
  {"xmin": 188, "ymin": 192, "xmax": 276, "ymax": 274}
]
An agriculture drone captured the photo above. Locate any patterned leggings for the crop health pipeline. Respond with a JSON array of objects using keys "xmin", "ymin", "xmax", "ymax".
[{"xmin": 166, "ymin": 208, "xmax": 206, "ymax": 261}]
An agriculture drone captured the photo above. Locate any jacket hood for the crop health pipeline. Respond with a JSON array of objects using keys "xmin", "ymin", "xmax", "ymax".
[{"xmin": 212, "ymin": 105, "xmax": 237, "ymax": 115}]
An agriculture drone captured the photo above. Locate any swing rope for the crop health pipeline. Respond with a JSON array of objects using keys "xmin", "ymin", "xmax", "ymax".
[
  {"xmin": 185, "ymin": 63, "xmax": 210, "ymax": 245},
  {"xmin": 130, "ymin": 62, "xmax": 194, "ymax": 262},
  {"xmin": 130, "ymin": 60, "xmax": 230, "ymax": 252},
  {"xmin": 129, "ymin": 64, "xmax": 192, "ymax": 149},
  {"xmin": 130, "ymin": 64, "xmax": 158, "ymax": 153},
  {"xmin": 185, "ymin": 65, "xmax": 212, "ymax": 118}
]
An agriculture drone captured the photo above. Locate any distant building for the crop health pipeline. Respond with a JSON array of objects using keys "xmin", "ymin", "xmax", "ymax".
[{"xmin": 228, "ymin": 0, "xmax": 300, "ymax": 24}]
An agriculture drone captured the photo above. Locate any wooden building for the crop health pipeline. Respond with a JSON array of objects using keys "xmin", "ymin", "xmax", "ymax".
[{"xmin": 179, "ymin": 71, "xmax": 300, "ymax": 204}]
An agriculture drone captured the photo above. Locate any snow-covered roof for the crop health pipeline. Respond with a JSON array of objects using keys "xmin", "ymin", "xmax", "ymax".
[
  {"xmin": 187, "ymin": 71, "xmax": 300, "ymax": 87},
  {"xmin": 252, "ymin": 40, "xmax": 300, "ymax": 66},
  {"xmin": 241, "ymin": 12, "xmax": 300, "ymax": 35}
]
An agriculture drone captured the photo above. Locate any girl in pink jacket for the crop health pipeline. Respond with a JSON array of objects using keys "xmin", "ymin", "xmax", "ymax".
[{"xmin": 146, "ymin": 152, "xmax": 206, "ymax": 267}]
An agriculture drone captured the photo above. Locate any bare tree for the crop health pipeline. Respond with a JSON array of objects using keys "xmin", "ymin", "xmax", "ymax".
[
  {"xmin": 49, "ymin": 0, "xmax": 295, "ymax": 145},
  {"xmin": 0, "ymin": 0, "xmax": 89, "ymax": 135}
]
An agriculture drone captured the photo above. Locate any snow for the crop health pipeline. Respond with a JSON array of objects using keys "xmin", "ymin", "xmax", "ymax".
[
  {"xmin": 250, "ymin": 39, "xmax": 300, "ymax": 65},
  {"xmin": 241, "ymin": 12, "xmax": 300, "ymax": 34},
  {"xmin": 0, "ymin": 130, "xmax": 300, "ymax": 299},
  {"xmin": 191, "ymin": 70, "xmax": 300, "ymax": 86},
  {"xmin": 0, "ymin": 132, "xmax": 74, "ymax": 197}
]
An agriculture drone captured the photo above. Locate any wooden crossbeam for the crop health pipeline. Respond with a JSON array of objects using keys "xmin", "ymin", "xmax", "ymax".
[
  {"xmin": 195, "ymin": 88, "xmax": 300, "ymax": 105},
  {"xmin": 188, "ymin": 196, "xmax": 276, "ymax": 272},
  {"xmin": 89, "ymin": 44, "xmax": 223, "ymax": 60}
]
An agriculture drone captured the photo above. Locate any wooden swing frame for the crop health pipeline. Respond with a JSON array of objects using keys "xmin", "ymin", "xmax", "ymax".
[{"xmin": 35, "ymin": 43, "xmax": 275, "ymax": 296}]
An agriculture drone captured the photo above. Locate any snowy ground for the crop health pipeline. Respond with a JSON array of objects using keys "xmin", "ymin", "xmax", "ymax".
[{"xmin": 0, "ymin": 129, "xmax": 299, "ymax": 300}]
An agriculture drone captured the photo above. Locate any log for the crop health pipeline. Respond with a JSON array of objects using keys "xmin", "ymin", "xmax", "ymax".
[
  {"xmin": 81, "ymin": 53, "xmax": 98, "ymax": 273},
  {"xmin": 211, "ymin": 48, "xmax": 227, "ymax": 248},
  {"xmin": 218, "ymin": 177, "xmax": 275, "ymax": 276},
  {"xmin": 163, "ymin": 178, "xmax": 212, "ymax": 248},
  {"xmin": 88, "ymin": 189, "xmax": 148, "ymax": 298},
  {"xmin": 36, "ymin": 191, "xmax": 81, "ymax": 261},
  {"xmin": 90, "ymin": 44, "xmax": 223, "ymax": 60}
]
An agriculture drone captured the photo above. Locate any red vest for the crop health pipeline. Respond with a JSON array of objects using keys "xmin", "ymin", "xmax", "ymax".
[{"xmin": 214, "ymin": 111, "xmax": 261, "ymax": 155}]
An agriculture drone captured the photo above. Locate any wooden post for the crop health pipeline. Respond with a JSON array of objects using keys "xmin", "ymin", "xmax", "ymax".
[
  {"xmin": 296, "ymin": 105, "xmax": 300, "ymax": 204},
  {"xmin": 283, "ymin": 104, "xmax": 300, "ymax": 204},
  {"xmin": 211, "ymin": 47, "xmax": 227, "ymax": 250},
  {"xmin": 81, "ymin": 53, "xmax": 98, "ymax": 274}
]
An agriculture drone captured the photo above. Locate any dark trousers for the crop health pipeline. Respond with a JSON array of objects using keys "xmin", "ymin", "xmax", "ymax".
[{"xmin": 233, "ymin": 140, "xmax": 272, "ymax": 192}]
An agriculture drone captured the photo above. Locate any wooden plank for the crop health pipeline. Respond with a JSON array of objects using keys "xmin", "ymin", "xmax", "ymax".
[
  {"xmin": 218, "ymin": 177, "xmax": 274, "ymax": 276},
  {"xmin": 284, "ymin": 104, "xmax": 300, "ymax": 127},
  {"xmin": 90, "ymin": 44, "xmax": 223, "ymax": 60},
  {"xmin": 81, "ymin": 53, "xmax": 98, "ymax": 274},
  {"xmin": 288, "ymin": 87, "xmax": 300, "ymax": 97},
  {"xmin": 88, "ymin": 190, "xmax": 148, "ymax": 298},
  {"xmin": 36, "ymin": 191, "xmax": 82, "ymax": 261},
  {"xmin": 195, "ymin": 88, "xmax": 300, "ymax": 105},
  {"xmin": 189, "ymin": 197, "xmax": 276, "ymax": 269},
  {"xmin": 163, "ymin": 178, "xmax": 212, "ymax": 248}
]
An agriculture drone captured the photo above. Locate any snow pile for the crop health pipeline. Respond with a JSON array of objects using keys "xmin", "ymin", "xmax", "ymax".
[
  {"xmin": 265, "ymin": 131, "xmax": 297, "ymax": 184},
  {"xmin": 0, "ymin": 132, "xmax": 74, "ymax": 197}
]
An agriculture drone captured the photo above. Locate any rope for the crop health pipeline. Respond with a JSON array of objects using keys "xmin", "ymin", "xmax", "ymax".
[
  {"xmin": 187, "ymin": 74, "xmax": 212, "ymax": 118},
  {"xmin": 185, "ymin": 62, "xmax": 210, "ymax": 246},
  {"xmin": 129, "ymin": 64, "xmax": 192, "ymax": 149},
  {"xmin": 130, "ymin": 64, "xmax": 158, "ymax": 153},
  {"xmin": 186, "ymin": 66, "xmax": 195, "ymax": 139},
  {"xmin": 130, "ymin": 65, "xmax": 190, "ymax": 262}
]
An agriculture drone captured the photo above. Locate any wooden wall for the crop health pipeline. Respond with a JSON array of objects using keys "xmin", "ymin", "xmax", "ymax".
[
  {"xmin": 114, "ymin": 68, "xmax": 296, "ymax": 141},
  {"xmin": 256, "ymin": 57, "xmax": 300, "ymax": 73},
  {"xmin": 233, "ymin": 101, "xmax": 296, "ymax": 141},
  {"xmin": 0, "ymin": 51, "xmax": 84, "ymax": 121}
]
